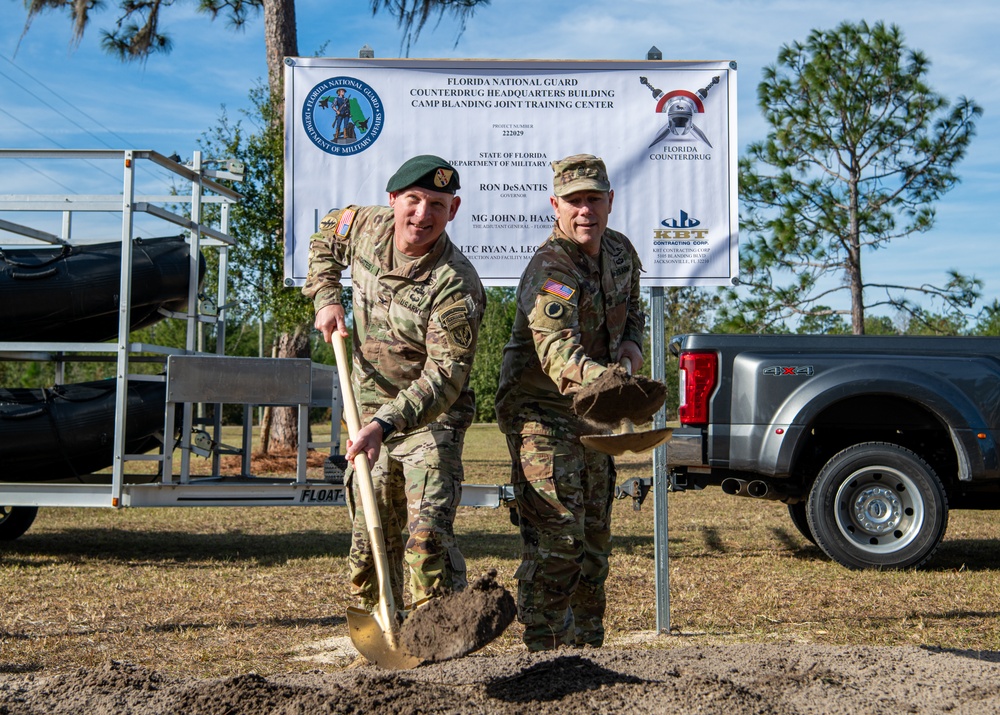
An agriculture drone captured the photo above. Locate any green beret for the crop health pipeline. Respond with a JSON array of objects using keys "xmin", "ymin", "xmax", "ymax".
[
  {"xmin": 551, "ymin": 154, "xmax": 611, "ymax": 197},
  {"xmin": 385, "ymin": 154, "xmax": 461, "ymax": 194}
]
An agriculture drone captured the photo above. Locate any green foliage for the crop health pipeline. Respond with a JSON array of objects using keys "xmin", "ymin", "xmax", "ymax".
[
  {"xmin": 197, "ymin": 84, "xmax": 315, "ymax": 337},
  {"xmin": 862, "ymin": 315, "xmax": 901, "ymax": 336},
  {"xmin": 469, "ymin": 287, "xmax": 516, "ymax": 422},
  {"xmin": 662, "ymin": 287, "xmax": 719, "ymax": 338},
  {"xmin": 732, "ymin": 20, "xmax": 982, "ymax": 334},
  {"xmin": 371, "ymin": 0, "xmax": 491, "ymax": 56},
  {"xmin": 25, "ymin": 0, "xmax": 490, "ymax": 63},
  {"xmin": 794, "ymin": 309, "xmax": 851, "ymax": 335},
  {"xmin": 972, "ymin": 300, "xmax": 1000, "ymax": 337},
  {"xmin": 902, "ymin": 309, "xmax": 968, "ymax": 336}
]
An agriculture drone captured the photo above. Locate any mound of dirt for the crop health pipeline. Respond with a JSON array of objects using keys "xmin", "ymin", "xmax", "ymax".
[
  {"xmin": 4, "ymin": 643, "xmax": 1000, "ymax": 714},
  {"xmin": 401, "ymin": 570, "xmax": 516, "ymax": 662},
  {"xmin": 572, "ymin": 365, "xmax": 666, "ymax": 426}
]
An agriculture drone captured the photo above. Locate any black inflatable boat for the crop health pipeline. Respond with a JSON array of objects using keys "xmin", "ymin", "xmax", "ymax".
[
  {"xmin": 0, "ymin": 235, "xmax": 203, "ymax": 342},
  {"xmin": 0, "ymin": 379, "xmax": 169, "ymax": 482}
]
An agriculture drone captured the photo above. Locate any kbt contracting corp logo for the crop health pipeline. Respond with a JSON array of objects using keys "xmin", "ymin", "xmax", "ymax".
[
  {"xmin": 302, "ymin": 76, "xmax": 384, "ymax": 156},
  {"xmin": 653, "ymin": 210, "xmax": 709, "ymax": 244}
]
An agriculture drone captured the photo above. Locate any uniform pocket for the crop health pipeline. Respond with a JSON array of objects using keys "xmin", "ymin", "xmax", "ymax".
[
  {"xmin": 510, "ymin": 434, "xmax": 578, "ymax": 526},
  {"xmin": 513, "ymin": 477, "xmax": 575, "ymax": 526}
]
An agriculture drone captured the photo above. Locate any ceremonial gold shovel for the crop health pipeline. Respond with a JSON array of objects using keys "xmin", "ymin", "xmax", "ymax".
[{"xmin": 332, "ymin": 332, "xmax": 421, "ymax": 669}]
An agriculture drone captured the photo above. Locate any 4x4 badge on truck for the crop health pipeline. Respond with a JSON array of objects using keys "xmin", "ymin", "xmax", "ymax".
[{"xmin": 762, "ymin": 365, "xmax": 814, "ymax": 376}]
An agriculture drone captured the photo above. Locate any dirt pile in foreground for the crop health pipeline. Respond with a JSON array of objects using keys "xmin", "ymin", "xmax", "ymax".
[
  {"xmin": 4, "ymin": 643, "xmax": 1000, "ymax": 714},
  {"xmin": 401, "ymin": 569, "xmax": 516, "ymax": 662}
]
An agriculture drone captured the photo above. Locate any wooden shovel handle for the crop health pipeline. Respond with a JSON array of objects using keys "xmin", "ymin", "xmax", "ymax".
[{"xmin": 332, "ymin": 332, "xmax": 400, "ymax": 642}]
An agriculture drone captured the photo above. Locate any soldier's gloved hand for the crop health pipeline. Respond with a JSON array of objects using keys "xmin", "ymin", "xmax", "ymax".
[
  {"xmin": 315, "ymin": 303, "xmax": 348, "ymax": 343},
  {"xmin": 346, "ymin": 420, "xmax": 384, "ymax": 467}
]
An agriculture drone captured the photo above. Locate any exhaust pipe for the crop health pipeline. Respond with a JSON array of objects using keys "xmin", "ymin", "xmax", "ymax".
[
  {"xmin": 721, "ymin": 478, "xmax": 791, "ymax": 502},
  {"xmin": 721, "ymin": 478, "xmax": 750, "ymax": 497}
]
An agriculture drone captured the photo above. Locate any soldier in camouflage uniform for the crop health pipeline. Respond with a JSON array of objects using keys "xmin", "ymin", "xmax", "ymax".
[
  {"xmin": 495, "ymin": 154, "xmax": 645, "ymax": 651},
  {"xmin": 303, "ymin": 155, "xmax": 485, "ymax": 613}
]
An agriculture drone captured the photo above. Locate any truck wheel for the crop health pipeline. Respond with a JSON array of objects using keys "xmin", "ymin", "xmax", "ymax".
[
  {"xmin": 0, "ymin": 506, "xmax": 38, "ymax": 541},
  {"xmin": 807, "ymin": 443, "xmax": 947, "ymax": 570},
  {"xmin": 787, "ymin": 502, "xmax": 816, "ymax": 544}
]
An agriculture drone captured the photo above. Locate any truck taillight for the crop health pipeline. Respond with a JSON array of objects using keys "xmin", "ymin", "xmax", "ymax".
[{"xmin": 678, "ymin": 351, "xmax": 717, "ymax": 425}]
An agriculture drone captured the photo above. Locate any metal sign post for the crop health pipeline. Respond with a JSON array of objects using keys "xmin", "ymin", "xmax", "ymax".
[{"xmin": 650, "ymin": 285, "xmax": 670, "ymax": 634}]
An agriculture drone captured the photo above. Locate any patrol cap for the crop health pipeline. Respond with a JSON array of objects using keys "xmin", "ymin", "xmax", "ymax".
[
  {"xmin": 551, "ymin": 154, "xmax": 611, "ymax": 197},
  {"xmin": 385, "ymin": 154, "xmax": 461, "ymax": 194}
]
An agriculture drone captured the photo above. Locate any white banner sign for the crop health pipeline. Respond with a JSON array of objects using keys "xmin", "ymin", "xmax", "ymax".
[{"xmin": 284, "ymin": 58, "xmax": 738, "ymax": 287}]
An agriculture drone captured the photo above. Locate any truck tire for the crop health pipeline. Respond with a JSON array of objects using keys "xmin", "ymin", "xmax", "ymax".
[
  {"xmin": 807, "ymin": 443, "xmax": 947, "ymax": 570},
  {"xmin": 0, "ymin": 506, "xmax": 38, "ymax": 541},
  {"xmin": 787, "ymin": 502, "xmax": 816, "ymax": 544}
]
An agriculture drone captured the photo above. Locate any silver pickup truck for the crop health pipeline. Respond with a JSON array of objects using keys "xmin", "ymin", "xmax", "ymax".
[{"xmin": 666, "ymin": 333, "xmax": 1000, "ymax": 570}]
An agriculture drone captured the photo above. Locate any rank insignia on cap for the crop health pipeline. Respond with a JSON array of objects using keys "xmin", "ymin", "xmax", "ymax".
[
  {"xmin": 335, "ymin": 208, "xmax": 356, "ymax": 237},
  {"xmin": 542, "ymin": 278, "xmax": 575, "ymax": 301},
  {"xmin": 434, "ymin": 168, "xmax": 454, "ymax": 189}
]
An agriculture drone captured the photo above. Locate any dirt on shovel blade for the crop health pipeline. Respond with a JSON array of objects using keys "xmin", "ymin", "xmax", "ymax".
[
  {"xmin": 572, "ymin": 364, "xmax": 667, "ymax": 426},
  {"xmin": 400, "ymin": 570, "xmax": 516, "ymax": 663}
]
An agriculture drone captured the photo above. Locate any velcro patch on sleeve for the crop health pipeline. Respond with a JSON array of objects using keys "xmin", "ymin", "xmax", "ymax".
[
  {"xmin": 319, "ymin": 212, "xmax": 339, "ymax": 233},
  {"xmin": 335, "ymin": 208, "xmax": 356, "ymax": 237},
  {"xmin": 439, "ymin": 302, "xmax": 474, "ymax": 351},
  {"xmin": 532, "ymin": 294, "xmax": 575, "ymax": 331},
  {"xmin": 541, "ymin": 277, "xmax": 575, "ymax": 301}
]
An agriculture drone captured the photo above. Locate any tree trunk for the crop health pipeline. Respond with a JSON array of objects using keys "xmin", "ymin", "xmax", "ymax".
[
  {"xmin": 262, "ymin": 0, "xmax": 298, "ymax": 102},
  {"xmin": 261, "ymin": 0, "xmax": 305, "ymax": 454},
  {"xmin": 259, "ymin": 340, "xmax": 279, "ymax": 454},
  {"xmin": 848, "ymin": 168, "xmax": 865, "ymax": 335},
  {"xmin": 269, "ymin": 326, "xmax": 311, "ymax": 452}
]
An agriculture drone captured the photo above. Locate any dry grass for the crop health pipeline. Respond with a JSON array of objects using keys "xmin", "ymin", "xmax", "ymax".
[{"xmin": 3, "ymin": 423, "xmax": 1000, "ymax": 678}]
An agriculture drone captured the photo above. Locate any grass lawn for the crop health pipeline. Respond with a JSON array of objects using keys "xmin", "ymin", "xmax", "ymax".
[{"xmin": 3, "ymin": 423, "xmax": 1000, "ymax": 677}]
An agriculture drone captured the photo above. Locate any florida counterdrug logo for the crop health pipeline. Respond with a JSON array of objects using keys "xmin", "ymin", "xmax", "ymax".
[
  {"xmin": 302, "ymin": 76, "xmax": 384, "ymax": 155},
  {"xmin": 640, "ymin": 75, "xmax": 719, "ymax": 157}
]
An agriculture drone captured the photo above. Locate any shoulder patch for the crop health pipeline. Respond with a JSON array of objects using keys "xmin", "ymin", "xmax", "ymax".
[
  {"xmin": 533, "ymin": 294, "xmax": 576, "ymax": 331},
  {"xmin": 543, "ymin": 301, "xmax": 565, "ymax": 319},
  {"xmin": 319, "ymin": 212, "xmax": 339, "ymax": 233},
  {"xmin": 439, "ymin": 302, "xmax": 474, "ymax": 351},
  {"xmin": 334, "ymin": 208, "xmax": 356, "ymax": 237},
  {"xmin": 541, "ymin": 277, "xmax": 575, "ymax": 301}
]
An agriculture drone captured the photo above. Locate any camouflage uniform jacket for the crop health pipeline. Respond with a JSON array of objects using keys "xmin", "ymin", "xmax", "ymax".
[
  {"xmin": 495, "ymin": 224, "xmax": 644, "ymax": 436},
  {"xmin": 303, "ymin": 205, "xmax": 485, "ymax": 432}
]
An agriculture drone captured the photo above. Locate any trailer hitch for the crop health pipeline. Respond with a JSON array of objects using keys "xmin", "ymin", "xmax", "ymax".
[{"xmin": 615, "ymin": 477, "xmax": 653, "ymax": 511}]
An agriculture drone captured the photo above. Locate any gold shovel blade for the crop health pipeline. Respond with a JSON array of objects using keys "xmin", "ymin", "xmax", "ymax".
[
  {"xmin": 346, "ymin": 606, "xmax": 422, "ymax": 670},
  {"xmin": 580, "ymin": 427, "xmax": 673, "ymax": 456}
]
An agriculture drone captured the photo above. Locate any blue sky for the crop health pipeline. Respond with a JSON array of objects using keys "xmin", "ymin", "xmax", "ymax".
[{"xmin": 2, "ymin": 0, "xmax": 998, "ymax": 319}]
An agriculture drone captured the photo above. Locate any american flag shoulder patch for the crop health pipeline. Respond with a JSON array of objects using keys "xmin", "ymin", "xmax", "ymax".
[
  {"xmin": 542, "ymin": 278, "xmax": 575, "ymax": 301},
  {"xmin": 335, "ymin": 209, "xmax": 356, "ymax": 237}
]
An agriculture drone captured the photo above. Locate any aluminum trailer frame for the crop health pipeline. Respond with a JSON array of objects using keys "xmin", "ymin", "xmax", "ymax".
[{"xmin": 0, "ymin": 149, "xmax": 511, "ymax": 517}]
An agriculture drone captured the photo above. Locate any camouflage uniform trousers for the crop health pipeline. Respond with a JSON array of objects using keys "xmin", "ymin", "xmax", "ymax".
[
  {"xmin": 507, "ymin": 432, "xmax": 615, "ymax": 650},
  {"xmin": 346, "ymin": 425, "xmax": 468, "ymax": 612}
]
